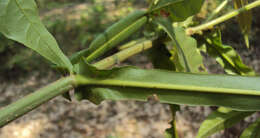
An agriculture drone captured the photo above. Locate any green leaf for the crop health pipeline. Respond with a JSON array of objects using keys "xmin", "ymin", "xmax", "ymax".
[
  {"xmin": 70, "ymin": 10, "xmax": 147, "ymax": 64},
  {"xmin": 170, "ymin": 27, "xmax": 204, "ymax": 73},
  {"xmin": 74, "ymin": 59, "xmax": 260, "ymax": 111},
  {"xmin": 196, "ymin": 107, "xmax": 253, "ymax": 138},
  {"xmin": 203, "ymin": 30, "xmax": 255, "ymax": 76},
  {"xmin": 154, "ymin": 18, "xmax": 189, "ymax": 72},
  {"xmin": 155, "ymin": 18, "xmax": 204, "ymax": 72},
  {"xmin": 240, "ymin": 117, "xmax": 260, "ymax": 138},
  {"xmin": 233, "ymin": 0, "xmax": 252, "ymax": 48},
  {"xmin": 150, "ymin": 0, "xmax": 205, "ymax": 22},
  {"xmin": 196, "ymin": 29, "xmax": 256, "ymax": 138},
  {"xmin": 0, "ymin": 0, "xmax": 73, "ymax": 71}
]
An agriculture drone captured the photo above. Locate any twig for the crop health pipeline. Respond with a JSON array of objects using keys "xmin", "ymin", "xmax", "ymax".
[
  {"xmin": 186, "ymin": 0, "xmax": 260, "ymax": 35},
  {"xmin": 94, "ymin": 39, "xmax": 153, "ymax": 69},
  {"xmin": 0, "ymin": 77, "xmax": 75, "ymax": 127}
]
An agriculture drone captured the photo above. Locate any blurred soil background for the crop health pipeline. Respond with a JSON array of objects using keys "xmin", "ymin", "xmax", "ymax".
[{"xmin": 0, "ymin": 0, "xmax": 260, "ymax": 138}]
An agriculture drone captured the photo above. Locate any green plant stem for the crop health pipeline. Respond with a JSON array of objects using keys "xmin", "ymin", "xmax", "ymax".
[
  {"xmin": 186, "ymin": 0, "xmax": 260, "ymax": 35},
  {"xmin": 0, "ymin": 39, "xmax": 153, "ymax": 127},
  {"xmin": 94, "ymin": 39, "xmax": 153, "ymax": 69},
  {"xmin": 172, "ymin": 109, "xmax": 178, "ymax": 138},
  {"xmin": 0, "ymin": 76, "xmax": 76, "ymax": 127},
  {"xmin": 167, "ymin": 105, "xmax": 180, "ymax": 138},
  {"xmin": 204, "ymin": 0, "xmax": 229, "ymax": 23}
]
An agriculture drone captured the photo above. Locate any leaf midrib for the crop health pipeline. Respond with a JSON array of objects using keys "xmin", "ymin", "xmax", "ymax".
[
  {"xmin": 76, "ymin": 76, "xmax": 260, "ymax": 96},
  {"xmin": 156, "ymin": 21, "xmax": 191, "ymax": 72}
]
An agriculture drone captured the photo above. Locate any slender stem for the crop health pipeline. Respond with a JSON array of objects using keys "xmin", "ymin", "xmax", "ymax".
[
  {"xmin": 204, "ymin": 0, "xmax": 229, "ymax": 23},
  {"xmin": 186, "ymin": 0, "xmax": 260, "ymax": 35},
  {"xmin": 94, "ymin": 39, "xmax": 153, "ymax": 69},
  {"xmin": 169, "ymin": 105, "xmax": 180, "ymax": 138},
  {"xmin": 0, "ymin": 76, "xmax": 76, "ymax": 127}
]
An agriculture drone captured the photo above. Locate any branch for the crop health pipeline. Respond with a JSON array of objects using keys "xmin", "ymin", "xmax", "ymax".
[
  {"xmin": 0, "ymin": 38, "xmax": 153, "ymax": 127},
  {"xmin": 0, "ymin": 76, "xmax": 76, "ymax": 127},
  {"xmin": 94, "ymin": 39, "xmax": 153, "ymax": 69},
  {"xmin": 186, "ymin": 0, "xmax": 260, "ymax": 35}
]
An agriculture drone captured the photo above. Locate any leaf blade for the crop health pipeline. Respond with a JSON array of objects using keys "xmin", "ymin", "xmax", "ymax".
[
  {"xmin": 240, "ymin": 117, "xmax": 260, "ymax": 138},
  {"xmin": 154, "ymin": 18, "xmax": 190, "ymax": 72},
  {"xmin": 155, "ymin": 18, "xmax": 204, "ymax": 72},
  {"xmin": 0, "ymin": 0, "xmax": 73, "ymax": 71},
  {"xmin": 74, "ymin": 61, "xmax": 260, "ymax": 111},
  {"xmin": 150, "ymin": 0, "xmax": 205, "ymax": 21},
  {"xmin": 196, "ymin": 107, "xmax": 253, "ymax": 138},
  {"xmin": 170, "ymin": 27, "xmax": 204, "ymax": 72},
  {"xmin": 203, "ymin": 30, "xmax": 255, "ymax": 75}
]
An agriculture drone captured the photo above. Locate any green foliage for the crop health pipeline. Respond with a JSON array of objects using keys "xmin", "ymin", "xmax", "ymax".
[
  {"xmin": 154, "ymin": 18, "xmax": 190, "ymax": 71},
  {"xmin": 198, "ymin": 29, "xmax": 255, "ymax": 76},
  {"xmin": 195, "ymin": 28, "xmax": 256, "ymax": 137},
  {"xmin": 240, "ymin": 117, "xmax": 260, "ymax": 138},
  {"xmin": 169, "ymin": 27, "xmax": 204, "ymax": 73},
  {"xmin": 0, "ymin": 0, "xmax": 73, "ymax": 72},
  {"xmin": 70, "ymin": 10, "xmax": 147, "ymax": 64},
  {"xmin": 196, "ymin": 107, "xmax": 253, "ymax": 138},
  {"xmin": 154, "ymin": 18, "xmax": 203, "ymax": 72},
  {"xmin": 149, "ymin": 0, "xmax": 205, "ymax": 22},
  {"xmin": 196, "ymin": 27, "xmax": 256, "ymax": 137},
  {"xmin": 73, "ymin": 59, "xmax": 260, "ymax": 111}
]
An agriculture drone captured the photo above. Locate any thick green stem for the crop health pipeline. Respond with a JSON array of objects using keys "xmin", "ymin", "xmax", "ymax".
[
  {"xmin": 94, "ymin": 39, "xmax": 153, "ymax": 69},
  {"xmin": 0, "ymin": 38, "xmax": 153, "ymax": 127},
  {"xmin": 0, "ymin": 76, "xmax": 75, "ymax": 127},
  {"xmin": 186, "ymin": 0, "xmax": 260, "ymax": 35}
]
